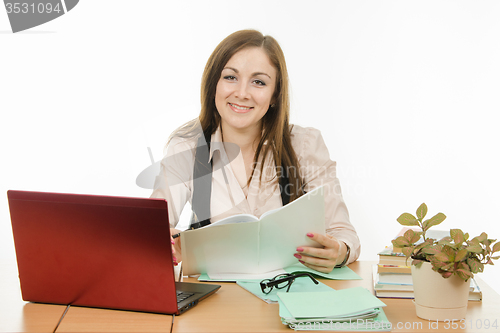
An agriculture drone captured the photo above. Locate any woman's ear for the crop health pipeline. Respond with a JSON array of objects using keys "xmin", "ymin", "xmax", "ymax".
[{"xmin": 270, "ymin": 96, "xmax": 277, "ymax": 108}]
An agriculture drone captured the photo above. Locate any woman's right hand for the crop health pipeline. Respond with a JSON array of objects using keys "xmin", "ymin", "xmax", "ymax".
[{"xmin": 170, "ymin": 228, "xmax": 182, "ymax": 266}]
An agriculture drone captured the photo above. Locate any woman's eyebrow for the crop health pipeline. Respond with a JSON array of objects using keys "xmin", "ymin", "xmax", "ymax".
[{"xmin": 223, "ymin": 67, "xmax": 272, "ymax": 79}]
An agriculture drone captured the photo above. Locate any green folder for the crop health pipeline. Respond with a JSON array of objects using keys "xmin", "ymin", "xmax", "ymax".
[{"xmin": 277, "ymin": 287, "xmax": 392, "ymax": 331}]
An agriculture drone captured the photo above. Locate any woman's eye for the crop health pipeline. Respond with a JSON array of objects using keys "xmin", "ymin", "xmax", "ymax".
[
  {"xmin": 253, "ymin": 79, "xmax": 266, "ymax": 86},
  {"xmin": 224, "ymin": 75, "xmax": 236, "ymax": 81}
]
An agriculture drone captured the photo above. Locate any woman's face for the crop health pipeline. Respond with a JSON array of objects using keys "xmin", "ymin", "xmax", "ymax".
[{"xmin": 215, "ymin": 47, "xmax": 277, "ymax": 136}]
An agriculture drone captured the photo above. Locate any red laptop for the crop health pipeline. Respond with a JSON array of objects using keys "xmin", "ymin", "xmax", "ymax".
[{"xmin": 7, "ymin": 190, "xmax": 220, "ymax": 315}]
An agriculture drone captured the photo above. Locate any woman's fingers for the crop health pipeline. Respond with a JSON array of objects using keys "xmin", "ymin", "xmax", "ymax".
[
  {"xmin": 294, "ymin": 232, "xmax": 346, "ymax": 272},
  {"xmin": 170, "ymin": 228, "xmax": 182, "ymax": 266}
]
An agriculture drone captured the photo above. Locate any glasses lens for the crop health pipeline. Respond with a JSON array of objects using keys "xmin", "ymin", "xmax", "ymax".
[
  {"xmin": 274, "ymin": 274, "xmax": 293, "ymax": 290},
  {"xmin": 261, "ymin": 279, "xmax": 273, "ymax": 294}
]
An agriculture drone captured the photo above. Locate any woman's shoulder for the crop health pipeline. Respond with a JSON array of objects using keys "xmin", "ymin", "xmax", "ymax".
[
  {"xmin": 166, "ymin": 119, "xmax": 204, "ymax": 151},
  {"xmin": 290, "ymin": 124, "xmax": 323, "ymax": 142},
  {"xmin": 289, "ymin": 124, "xmax": 328, "ymax": 158},
  {"xmin": 163, "ymin": 132, "xmax": 202, "ymax": 162},
  {"xmin": 168, "ymin": 134, "xmax": 199, "ymax": 147}
]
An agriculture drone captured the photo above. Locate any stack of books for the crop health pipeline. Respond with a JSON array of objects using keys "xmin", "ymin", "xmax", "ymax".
[
  {"xmin": 374, "ymin": 246, "xmax": 414, "ymax": 299},
  {"xmin": 374, "ymin": 244, "xmax": 482, "ymax": 301}
]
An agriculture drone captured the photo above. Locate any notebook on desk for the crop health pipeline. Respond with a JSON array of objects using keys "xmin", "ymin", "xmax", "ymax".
[{"xmin": 7, "ymin": 190, "xmax": 220, "ymax": 315}]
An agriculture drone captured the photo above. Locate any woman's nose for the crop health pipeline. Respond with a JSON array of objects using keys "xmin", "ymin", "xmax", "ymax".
[{"xmin": 234, "ymin": 82, "xmax": 250, "ymax": 99}]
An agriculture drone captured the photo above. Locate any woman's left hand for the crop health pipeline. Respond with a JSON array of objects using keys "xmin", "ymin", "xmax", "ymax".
[{"xmin": 294, "ymin": 232, "xmax": 347, "ymax": 273}]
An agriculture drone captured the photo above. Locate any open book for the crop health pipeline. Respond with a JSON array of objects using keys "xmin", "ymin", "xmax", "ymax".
[{"xmin": 181, "ymin": 186, "xmax": 325, "ymax": 275}]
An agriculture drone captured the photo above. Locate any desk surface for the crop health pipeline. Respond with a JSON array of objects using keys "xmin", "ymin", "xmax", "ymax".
[
  {"xmin": 0, "ymin": 261, "xmax": 67, "ymax": 333},
  {"xmin": 2, "ymin": 261, "xmax": 499, "ymax": 333},
  {"xmin": 172, "ymin": 261, "xmax": 500, "ymax": 333}
]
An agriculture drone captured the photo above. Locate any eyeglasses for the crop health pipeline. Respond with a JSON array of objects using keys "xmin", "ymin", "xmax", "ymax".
[{"xmin": 260, "ymin": 272, "xmax": 319, "ymax": 294}]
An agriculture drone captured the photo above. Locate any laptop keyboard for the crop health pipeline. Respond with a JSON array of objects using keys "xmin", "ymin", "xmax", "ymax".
[{"xmin": 176, "ymin": 290, "xmax": 194, "ymax": 303}]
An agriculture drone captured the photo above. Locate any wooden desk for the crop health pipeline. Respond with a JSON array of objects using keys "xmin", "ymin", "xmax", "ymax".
[
  {"xmin": 3, "ymin": 261, "xmax": 499, "ymax": 332},
  {"xmin": 1, "ymin": 260, "xmax": 173, "ymax": 333},
  {"xmin": 55, "ymin": 306, "xmax": 173, "ymax": 332},
  {"xmin": 172, "ymin": 261, "xmax": 500, "ymax": 333},
  {"xmin": 0, "ymin": 261, "xmax": 67, "ymax": 333}
]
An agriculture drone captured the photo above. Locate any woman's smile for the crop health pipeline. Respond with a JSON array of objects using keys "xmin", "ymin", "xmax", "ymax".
[{"xmin": 229, "ymin": 102, "xmax": 253, "ymax": 113}]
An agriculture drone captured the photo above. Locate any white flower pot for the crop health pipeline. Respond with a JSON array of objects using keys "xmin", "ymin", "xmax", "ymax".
[{"xmin": 411, "ymin": 261, "xmax": 470, "ymax": 321}]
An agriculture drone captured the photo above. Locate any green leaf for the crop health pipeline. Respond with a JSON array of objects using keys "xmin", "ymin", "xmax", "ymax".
[
  {"xmin": 422, "ymin": 247, "xmax": 440, "ymax": 255},
  {"xmin": 434, "ymin": 252, "xmax": 450, "ymax": 262},
  {"xmin": 442, "ymin": 263, "xmax": 454, "ymax": 271},
  {"xmin": 467, "ymin": 257, "xmax": 483, "ymax": 273},
  {"xmin": 442, "ymin": 245, "xmax": 455, "ymax": 259},
  {"xmin": 410, "ymin": 231, "xmax": 422, "ymax": 244},
  {"xmin": 450, "ymin": 229, "xmax": 465, "ymax": 245},
  {"xmin": 412, "ymin": 260, "xmax": 424, "ymax": 268},
  {"xmin": 397, "ymin": 213, "xmax": 419, "ymax": 226},
  {"xmin": 438, "ymin": 239, "xmax": 454, "ymax": 247},
  {"xmin": 492, "ymin": 241, "xmax": 500, "ymax": 254},
  {"xmin": 456, "ymin": 269, "xmax": 472, "ymax": 281},
  {"xmin": 414, "ymin": 242, "xmax": 429, "ymax": 253},
  {"xmin": 402, "ymin": 229, "xmax": 421, "ymax": 244},
  {"xmin": 469, "ymin": 237, "xmax": 480, "ymax": 246},
  {"xmin": 455, "ymin": 249, "xmax": 468, "ymax": 262},
  {"xmin": 441, "ymin": 271, "xmax": 453, "ymax": 278},
  {"xmin": 402, "ymin": 246, "xmax": 413, "ymax": 258},
  {"xmin": 467, "ymin": 244, "xmax": 483, "ymax": 253},
  {"xmin": 392, "ymin": 237, "xmax": 409, "ymax": 248},
  {"xmin": 477, "ymin": 232, "xmax": 487, "ymax": 243},
  {"xmin": 422, "ymin": 213, "xmax": 446, "ymax": 231},
  {"xmin": 430, "ymin": 259, "xmax": 447, "ymax": 269},
  {"xmin": 416, "ymin": 203, "xmax": 427, "ymax": 221},
  {"xmin": 458, "ymin": 261, "xmax": 469, "ymax": 271}
]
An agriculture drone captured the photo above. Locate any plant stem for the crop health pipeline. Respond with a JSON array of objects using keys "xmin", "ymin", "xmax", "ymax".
[{"xmin": 419, "ymin": 221, "xmax": 427, "ymax": 242}]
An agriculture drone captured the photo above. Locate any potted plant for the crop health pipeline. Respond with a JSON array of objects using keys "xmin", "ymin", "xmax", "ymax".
[{"xmin": 392, "ymin": 203, "xmax": 500, "ymax": 321}]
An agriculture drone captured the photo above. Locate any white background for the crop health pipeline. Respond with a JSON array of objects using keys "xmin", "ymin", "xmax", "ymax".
[{"xmin": 1, "ymin": 1, "xmax": 499, "ymax": 296}]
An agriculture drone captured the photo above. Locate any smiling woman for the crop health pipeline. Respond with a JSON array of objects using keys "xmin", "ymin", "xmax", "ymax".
[{"xmin": 151, "ymin": 29, "xmax": 361, "ymax": 274}]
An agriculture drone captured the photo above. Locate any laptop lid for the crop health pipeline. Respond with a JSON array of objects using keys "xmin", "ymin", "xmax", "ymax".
[{"xmin": 7, "ymin": 190, "xmax": 219, "ymax": 315}]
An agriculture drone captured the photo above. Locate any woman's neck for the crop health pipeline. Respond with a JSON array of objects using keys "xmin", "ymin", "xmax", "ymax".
[{"xmin": 220, "ymin": 123, "xmax": 261, "ymax": 154}]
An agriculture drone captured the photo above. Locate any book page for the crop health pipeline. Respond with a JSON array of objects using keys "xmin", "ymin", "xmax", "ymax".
[
  {"xmin": 206, "ymin": 213, "xmax": 259, "ymax": 227},
  {"xmin": 258, "ymin": 186, "xmax": 325, "ymax": 272},
  {"xmin": 259, "ymin": 207, "xmax": 281, "ymax": 219},
  {"xmin": 181, "ymin": 221, "xmax": 260, "ymax": 275}
]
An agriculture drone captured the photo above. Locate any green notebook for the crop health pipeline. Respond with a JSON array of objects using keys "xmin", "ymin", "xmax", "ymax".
[{"xmin": 277, "ymin": 287, "xmax": 392, "ymax": 331}]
